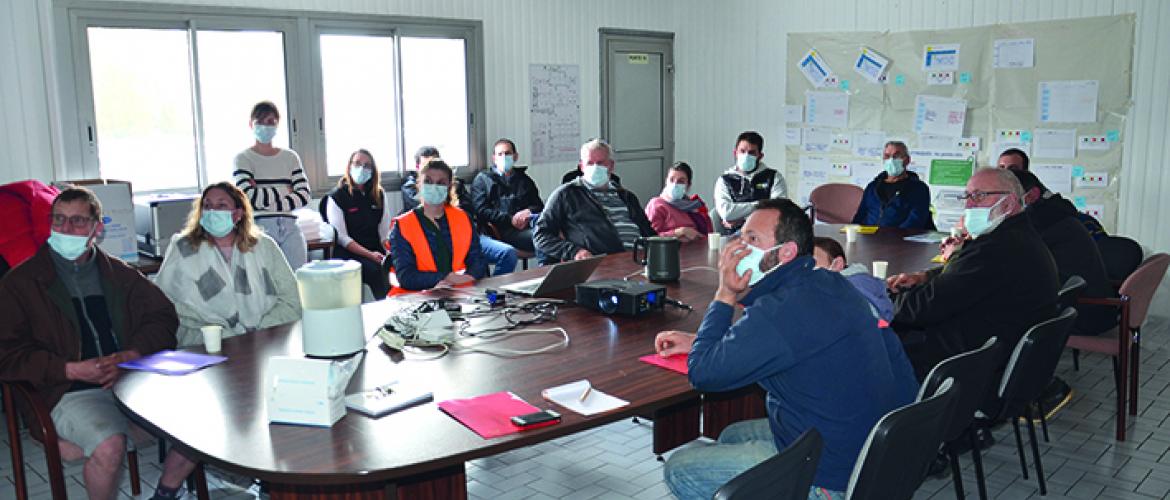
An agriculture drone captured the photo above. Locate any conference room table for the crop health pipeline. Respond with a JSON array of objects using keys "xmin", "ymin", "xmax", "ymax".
[{"xmin": 113, "ymin": 224, "xmax": 942, "ymax": 499}]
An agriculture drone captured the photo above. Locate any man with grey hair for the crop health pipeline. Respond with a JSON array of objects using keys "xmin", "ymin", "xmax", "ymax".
[
  {"xmin": 535, "ymin": 139, "xmax": 654, "ymax": 264},
  {"xmin": 851, "ymin": 141, "xmax": 935, "ymax": 229},
  {"xmin": 887, "ymin": 168, "xmax": 1059, "ymax": 379},
  {"xmin": 561, "ymin": 139, "xmax": 624, "ymax": 186}
]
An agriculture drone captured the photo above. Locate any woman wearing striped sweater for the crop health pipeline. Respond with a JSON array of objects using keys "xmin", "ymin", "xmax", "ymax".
[{"xmin": 232, "ymin": 101, "xmax": 311, "ymax": 270}]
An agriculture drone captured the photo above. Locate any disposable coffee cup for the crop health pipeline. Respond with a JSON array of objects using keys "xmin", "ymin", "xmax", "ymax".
[
  {"xmin": 201, "ymin": 325, "xmax": 223, "ymax": 353},
  {"xmin": 845, "ymin": 225, "xmax": 860, "ymax": 243},
  {"xmin": 708, "ymin": 233, "xmax": 721, "ymax": 251},
  {"xmin": 872, "ymin": 260, "xmax": 889, "ymax": 279}
]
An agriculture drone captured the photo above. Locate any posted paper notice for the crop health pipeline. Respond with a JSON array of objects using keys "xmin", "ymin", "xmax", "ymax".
[
  {"xmin": 854, "ymin": 47, "xmax": 890, "ymax": 84},
  {"xmin": 914, "ymin": 95, "xmax": 967, "ymax": 138},
  {"xmin": 806, "ymin": 91, "xmax": 849, "ymax": 129},
  {"xmin": 922, "ymin": 43, "xmax": 960, "ymax": 71},
  {"xmin": 1039, "ymin": 80, "xmax": 1099, "ymax": 124},
  {"xmin": 799, "ymin": 49, "xmax": 835, "ymax": 88},
  {"xmin": 993, "ymin": 38, "xmax": 1035, "ymax": 68},
  {"xmin": 1032, "ymin": 129, "xmax": 1077, "ymax": 159}
]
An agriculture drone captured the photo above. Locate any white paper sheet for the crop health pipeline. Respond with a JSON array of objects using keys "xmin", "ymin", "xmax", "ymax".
[
  {"xmin": 922, "ymin": 43, "xmax": 960, "ymax": 71},
  {"xmin": 853, "ymin": 131, "xmax": 887, "ymax": 158},
  {"xmin": 830, "ymin": 161, "xmax": 851, "ymax": 177},
  {"xmin": 1031, "ymin": 129, "xmax": 1077, "ymax": 159},
  {"xmin": 1032, "ymin": 164, "xmax": 1074, "ymax": 195},
  {"xmin": 991, "ymin": 142, "xmax": 1030, "ymax": 164},
  {"xmin": 1080, "ymin": 204, "xmax": 1105, "ymax": 220},
  {"xmin": 783, "ymin": 105, "xmax": 804, "ymax": 123},
  {"xmin": 1078, "ymin": 135, "xmax": 1110, "ymax": 151},
  {"xmin": 927, "ymin": 71, "xmax": 955, "ymax": 85},
  {"xmin": 918, "ymin": 134, "xmax": 961, "ymax": 151},
  {"xmin": 802, "ymin": 127, "xmax": 832, "ymax": 153},
  {"xmin": 957, "ymin": 137, "xmax": 981, "ymax": 153},
  {"xmin": 851, "ymin": 161, "xmax": 883, "ymax": 187},
  {"xmin": 542, "ymin": 380, "xmax": 628, "ymax": 416},
  {"xmin": 914, "ymin": 95, "xmax": 967, "ymax": 138},
  {"xmin": 799, "ymin": 156, "xmax": 832, "ymax": 206},
  {"xmin": 1039, "ymin": 80, "xmax": 1098, "ymax": 123},
  {"xmin": 831, "ymin": 134, "xmax": 852, "ymax": 151},
  {"xmin": 854, "ymin": 47, "xmax": 890, "ymax": 84},
  {"xmin": 806, "ymin": 91, "xmax": 850, "ymax": 129},
  {"xmin": 993, "ymin": 38, "xmax": 1035, "ymax": 68},
  {"xmin": 1076, "ymin": 172, "xmax": 1108, "ymax": 188},
  {"xmin": 799, "ymin": 49, "xmax": 834, "ymax": 88},
  {"xmin": 784, "ymin": 127, "xmax": 802, "ymax": 145}
]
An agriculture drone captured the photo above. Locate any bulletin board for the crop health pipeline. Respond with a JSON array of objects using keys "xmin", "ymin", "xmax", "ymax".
[{"xmin": 784, "ymin": 14, "xmax": 1134, "ymax": 231}]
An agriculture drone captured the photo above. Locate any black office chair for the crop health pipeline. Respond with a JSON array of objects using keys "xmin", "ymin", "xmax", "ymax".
[
  {"xmin": 713, "ymin": 428, "xmax": 823, "ymax": 500},
  {"xmin": 918, "ymin": 337, "xmax": 1000, "ymax": 500},
  {"xmin": 1096, "ymin": 235, "xmax": 1144, "ymax": 285},
  {"xmin": 985, "ymin": 308, "xmax": 1078, "ymax": 496},
  {"xmin": 1058, "ymin": 275, "xmax": 1087, "ymax": 311},
  {"xmin": 845, "ymin": 378, "xmax": 961, "ymax": 500}
]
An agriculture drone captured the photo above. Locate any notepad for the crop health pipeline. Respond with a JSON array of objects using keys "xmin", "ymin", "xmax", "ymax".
[
  {"xmin": 839, "ymin": 225, "xmax": 880, "ymax": 234},
  {"xmin": 639, "ymin": 354, "xmax": 689, "ymax": 374},
  {"xmin": 437, "ymin": 391, "xmax": 551, "ymax": 439},
  {"xmin": 345, "ymin": 383, "xmax": 433, "ymax": 418},
  {"xmin": 117, "ymin": 350, "xmax": 226, "ymax": 375},
  {"xmin": 542, "ymin": 380, "xmax": 628, "ymax": 416}
]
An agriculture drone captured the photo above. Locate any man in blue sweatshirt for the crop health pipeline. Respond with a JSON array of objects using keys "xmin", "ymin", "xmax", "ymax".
[{"xmin": 654, "ymin": 199, "xmax": 918, "ymax": 500}]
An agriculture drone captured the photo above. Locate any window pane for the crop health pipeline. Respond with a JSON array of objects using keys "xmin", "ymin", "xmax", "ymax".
[
  {"xmin": 320, "ymin": 34, "xmax": 398, "ymax": 176},
  {"xmin": 88, "ymin": 27, "xmax": 196, "ymax": 191},
  {"xmin": 401, "ymin": 37, "xmax": 468, "ymax": 169},
  {"xmin": 197, "ymin": 30, "xmax": 289, "ymax": 186}
]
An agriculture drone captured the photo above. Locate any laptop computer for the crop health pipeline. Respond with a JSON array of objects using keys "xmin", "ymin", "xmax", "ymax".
[{"xmin": 500, "ymin": 255, "xmax": 605, "ymax": 297}]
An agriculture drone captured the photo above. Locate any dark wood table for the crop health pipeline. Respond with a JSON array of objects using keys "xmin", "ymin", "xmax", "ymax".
[{"xmin": 113, "ymin": 225, "xmax": 941, "ymax": 499}]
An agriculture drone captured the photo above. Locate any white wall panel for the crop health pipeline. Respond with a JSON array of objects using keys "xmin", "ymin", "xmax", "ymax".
[{"xmin": 0, "ymin": 0, "xmax": 54, "ymax": 184}]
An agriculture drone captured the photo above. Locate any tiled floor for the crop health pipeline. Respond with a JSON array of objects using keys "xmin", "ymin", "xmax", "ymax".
[{"xmin": 4, "ymin": 315, "xmax": 1169, "ymax": 499}]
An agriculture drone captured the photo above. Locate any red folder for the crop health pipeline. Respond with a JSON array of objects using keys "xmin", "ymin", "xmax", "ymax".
[
  {"xmin": 639, "ymin": 354, "xmax": 689, "ymax": 375},
  {"xmin": 437, "ymin": 391, "xmax": 554, "ymax": 439}
]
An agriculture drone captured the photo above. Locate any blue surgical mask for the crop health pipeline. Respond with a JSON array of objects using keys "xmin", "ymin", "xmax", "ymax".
[
  {"xmin": 884, "ymin": 157, "xmax": 906, "ymax": 177},
  {"xmin": 963, "ymin": 196, "xmax": 1008, "ymax": 239},
  {"xmin": 736, "ymin": 153, "xmax": 758, "ymax": 173},
  {"xmin": 350, "ymin": 165, "xmax": 372, "ymax": 185},
  {"xmin": 420, "ymin": 183, "xmax": 449, "ymax": 205},
  {"xmin": 583, "ymin": 164, "xmax": 610, "ymax": 188},
  {"xmin": 253, "ymin": 124, "xmax": 277, "ymax": 144},
  {"xmin": 495, "ymin": 155, "xmax": 515, "ymax": 175},
  {"xmin": 735, "ymin": 243, "xmax": 783, "ymax": 286},
  {"xmin": 665, "ymin": 182, "xmax": 688, "ymax": 201},
  {"xmin": 47, "ymin": 230, "xmax": 92, "ymax": 261},
  {"xmin": 200, "ymin": 210, "xmax": 236, "ymax": 238}
]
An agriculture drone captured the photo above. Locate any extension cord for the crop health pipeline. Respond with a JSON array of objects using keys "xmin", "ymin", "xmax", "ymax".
[{"xmin": 378, "ymin": 329, "xmax": 406, "ymax": 350}]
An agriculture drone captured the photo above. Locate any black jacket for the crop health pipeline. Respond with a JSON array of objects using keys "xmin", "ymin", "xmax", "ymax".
[
  {"xmin": 400, "ymin": 172, "xmax": 472, "ymax": 215},
  {"xmin": 470, "ymin": 168, "xmax": 544, "ymax": 230},
  {"xmin": 1027, "ymin": 194, "xmax": 1117, "ymax": 335},
  {"xmin": 893, "ymin": 213, "xmax": 1059, "ymax": 371},
  {"xmin": 534, "ymin": 179, "xmax": 654, "ymax": 263}
]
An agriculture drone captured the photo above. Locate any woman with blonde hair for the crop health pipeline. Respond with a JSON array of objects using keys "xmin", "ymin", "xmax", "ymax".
[
  {"xmin": 155, "ymin": 181, "xmax": 301, "ymax": 347},
  {"xmin": 323, "ymin": 149, "xmax": 392, "ymax": 297}
]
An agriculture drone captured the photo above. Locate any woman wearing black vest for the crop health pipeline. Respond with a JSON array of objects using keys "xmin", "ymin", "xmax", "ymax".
[{"xmin": 324, "ymin": 149, "xmax": 392, "ymax": 297}]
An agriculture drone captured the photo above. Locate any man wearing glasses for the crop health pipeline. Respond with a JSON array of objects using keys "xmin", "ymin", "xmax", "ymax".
[
  {"xmin": 885, "ymin": 168, "xmax": 1059, "ymax": 380},
  {"xmin": 0, "ymin": 186, "xmax": 180, "ymax": 500}
]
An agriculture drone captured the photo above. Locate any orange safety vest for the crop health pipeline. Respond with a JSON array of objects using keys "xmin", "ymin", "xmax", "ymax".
[{"xmin": 389, "ymin": 206, "xmax": 473, "ymax": 295}]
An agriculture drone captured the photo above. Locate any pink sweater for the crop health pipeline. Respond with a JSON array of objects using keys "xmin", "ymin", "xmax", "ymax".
[{"xmin": 644, "ymin": 195, "xmax": 713, "ymax": 236}]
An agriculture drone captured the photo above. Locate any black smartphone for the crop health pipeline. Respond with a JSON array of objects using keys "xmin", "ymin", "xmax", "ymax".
[{"xmin": 510, "ymin": 409, "xmax": 561, "ymax": 427}]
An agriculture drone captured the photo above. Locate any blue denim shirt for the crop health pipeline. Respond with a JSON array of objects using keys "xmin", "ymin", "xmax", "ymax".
[{"xmin": 688, "ymin": 255, "xmax": 919, "ymax": 491}]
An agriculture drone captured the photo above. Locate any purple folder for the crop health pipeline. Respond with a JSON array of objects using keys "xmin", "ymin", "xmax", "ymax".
[{"xmin": 118, "ymin": 350, "xmax": 227, "ymax": 375}]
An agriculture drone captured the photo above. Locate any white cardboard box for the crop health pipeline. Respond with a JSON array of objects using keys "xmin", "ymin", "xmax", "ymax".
[
  {"xmin": 65, "ymin": 179, "xmax": 138, "ymax": 263},
  {"xmin": 266, "ymin": 356, "xmax": 347, "ymax": 427}
]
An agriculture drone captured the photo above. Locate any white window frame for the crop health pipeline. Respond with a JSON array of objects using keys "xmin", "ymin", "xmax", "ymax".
[{"xmin": 53, "ymin": 1, "xmax": 485, "ymax": 195}]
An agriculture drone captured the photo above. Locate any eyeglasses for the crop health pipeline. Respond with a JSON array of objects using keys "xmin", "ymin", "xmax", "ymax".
[
  {"xmin": 50, "ymin": 214, "xmax": 96, "ymax": 229},
  {"xmin": 959, "ymin": 190, "xmax": 1010, "ymax": 204}
]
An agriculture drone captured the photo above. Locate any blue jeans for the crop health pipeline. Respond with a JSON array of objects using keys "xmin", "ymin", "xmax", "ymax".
[
  {"xmin": 255, "ymin": 214, "xmax": 307, "ymax": 270},
  {"xmin": 479, "ymin": 234, "xmax": 517, "ymax": 275},
  {"xmin": 664, "ymin": 419, "xmax": 845, "ymax": 500}
]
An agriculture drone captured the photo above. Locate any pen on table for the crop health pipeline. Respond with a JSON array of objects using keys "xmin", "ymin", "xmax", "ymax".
[{"xmin": 579, "ymin": 385, "xmax": 592, "ymax": 402}]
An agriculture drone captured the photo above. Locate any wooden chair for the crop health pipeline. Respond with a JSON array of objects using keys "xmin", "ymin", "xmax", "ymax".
[
  {"xmin": 808, "ymin": 183, "xmax": 863, "ymax": 224},
  {"xmin": 2, "ymin": 381, "xmax": 140, "ymax": 499},
  {"xmin": 1065, "ymin": 253, "xmax": 1170, "ymax": 441}
]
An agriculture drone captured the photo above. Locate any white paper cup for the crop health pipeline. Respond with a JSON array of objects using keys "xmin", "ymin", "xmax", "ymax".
[
  {"xmin": 708, "ymin": 232, "xmax": 721, "ymax": 250},
  {"xmin": 872, "ymin": 261, "xmax": 889, "ymax": 279},
  {"xmin": 845, "ymin": 225, "xmax": 860, "ymax": 243},
  {"xmin": 201, "ymin": 325, "xmax": 223, "ymax": 353}
]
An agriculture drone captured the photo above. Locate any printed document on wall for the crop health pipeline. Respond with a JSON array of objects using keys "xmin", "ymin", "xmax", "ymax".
[
  {"xmin": 799, "ymin": 49, "xmax": 834, "ymax": 88},
  {"xmin": 993, "ymin": 38, "xmax": 1034, "ymax": 68},
  {"xmin": 914, "ymin": 95, "xmax": 967, "ymax": 138},
  {"xmin": 853, "ymin": 131, "xmax": 886, "ymax": 158},
  {"xmin": 1039, "ymin": 80, "xmax": 1098, "ymax": 124},
  {"xmin": 1032, "ymin": 164, "xmax": 1074, "ymax": 195},
  {"xmin": 805, "ymin": 91, "xmax": 849, "ymax": 129},
  {"xmin": 783, "ymin": 105, "xmax": 804, "ymax": 123},
  {"xmin": 802, "ymin": 128, "xmax": 832, "ymax": 153},
  {"xmin": 922, "ymin": 43, "xmax": 960, "ymax": 71},
  {"xmin": 529, "ymin": 64, "xmax": 581, "ymax": 163},
  {"xmin": 853, "ymin": 47, "xmax": 890, "ymax": 84},
  {"xmin": 1031, "ymin": 129, "xmax": 1077, "ymax": 159}
]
